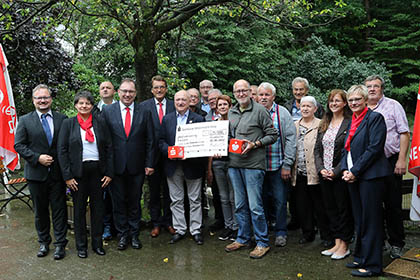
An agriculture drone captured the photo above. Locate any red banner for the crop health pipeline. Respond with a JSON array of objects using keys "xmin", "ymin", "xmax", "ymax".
[
  {"xmin": 408, "ymin": 82, "xmax": 420, "ymax": 197},
  {"xmin": 0, "ymin": 44, "xmax": 18, "ymax": 170}
]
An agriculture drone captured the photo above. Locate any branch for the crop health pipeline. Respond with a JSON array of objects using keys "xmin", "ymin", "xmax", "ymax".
[{"xmin": 144, "ymin": 0, "xmax": 164, "ymax": 20}]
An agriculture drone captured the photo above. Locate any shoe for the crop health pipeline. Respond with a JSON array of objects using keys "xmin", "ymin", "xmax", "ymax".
[
  {"xmin": 229, "ymin": 230, "xmax": 238, "ymax": 241},
  {"xmin": 166, "ymin": 226, "xmax": 176, "ymax": 235},
  {"xmin": 93, "ymin": 247, "xmax": 106, "ymax": 256},
  {"xmin": 53, "ymin": 246, "xmax": 66, "ymax": 260},
  {"xmin": 275, "ymin": 236, "xmax": 287, "ymax": 247},
  {"xmin": 322, "ymin": 240, "xmax": 335, "ymax": 248},
  {"xmin": 150, "ymin": 226, "xmax": 160, "ymax": 238},
  {"xmin": 225, "ymin": 241, "xmax": 248, "ymax": 252},
  {"xmin": 169, "ymin": 233, "xmax": 185, "ymax": 244},
  {"xmin": 298, "ymin": 237, "xmax": 314, "ymax": 244},
  {"xmin": 37, "ymin": 244, "xmax": 49, "ymax": 257},
  {"xmin": 287, "ymin": 221, "xmax": 300, "ymax": 231},
  {"xmin": 249, "ymin": 246, "xmax": 270, "ymax": 259},
  {"xmin": 218, "ymin": 228, "xmax": 233, "ymax": 241},
  {"xmin": 117, "ymin": 236, "xmax": 128, "ymax": 250},
  {"xmin": 131, "ymin": 236, "xmax": 142, "ymax": 249},
  {"xmin": 102, "ymin": 226, "xmax": 112, "ymax": 241},
  {"xmin": 321, "ymin": 249, "xmax": 334, "ymax": 256},
  {"xmin": 77, "ymin": 250, "xmax": 87, "ymax": 258},
  {"xmin": 209, "ymin": 220, "xmax": 224, "ymax": 233},
  {"xmin": 390, "ymin": 246, "xmax": 403, "ymax": 259},
  {"xmin": 351, "ymin": 269, "xmax": 381, "ymax": 277},
  {"xmin": 331, "ymin": 249, "xmax": 351, "ymax": 260},
  {"xmin": 346, "ymin": 261, "xmax": 361, "ymax": 269},
  {"xmin": 193, "ymin": 233, "xmax": 204, "ymax": 245}
]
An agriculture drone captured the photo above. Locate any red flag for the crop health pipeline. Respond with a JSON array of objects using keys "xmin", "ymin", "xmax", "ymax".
[
  {"xmin": 0, "ymin": 44, "xmax": 19, "ymax": 170},
  {"xmin": 408, "ymin": 81, "xmax": 420, "ymax": 197}
]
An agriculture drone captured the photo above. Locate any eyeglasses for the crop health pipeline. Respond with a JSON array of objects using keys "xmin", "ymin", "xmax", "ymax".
[
  {"xmin": 119, "ymin": 89, "xmax": 136, "ymax": 94},
  {"xmin": 233, "ymin": 89, "xmax": 250, "ymax": 95},
  {"xmin": 33, "ymin": 96, "xmax": 52, "ymax": 100},
  {"xmin": 348, "ymin": 97, "xmax": 364, "ymax": 103},
  {"xmin": 200, "ymin": 86, "xmax": 212, "ymax": 89},
  {"xmin": 152, "ymin": 86, "xmax": 166, "ymax": 90}
]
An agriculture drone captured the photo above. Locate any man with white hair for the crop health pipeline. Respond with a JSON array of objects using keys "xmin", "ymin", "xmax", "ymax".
[
  {"xmin": 199, "ymin": 80, "xmax": 213, "ymax": 113},
  {"xmin": 257, "ymin": 82, "xmax": 296, "ymax": 247}
]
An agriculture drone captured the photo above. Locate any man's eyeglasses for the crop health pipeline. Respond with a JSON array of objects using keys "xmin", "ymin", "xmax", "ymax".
[
  {"xmin": 119, "ymin": 89, "xmax": 136, "ymax": 94},
  {"xmin": 33, "ymin": 96, "xmax": 52, "ymax": 100},
  {"xmin": 233, "ymin": 89, "xmax": 250, "ymax": 95},
  {"xmin": 152, "ymin": 86, "xmax": 166, "ymax": 90}
]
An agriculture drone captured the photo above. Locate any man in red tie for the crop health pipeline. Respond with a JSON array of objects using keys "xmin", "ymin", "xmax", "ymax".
[
  {"xmin": 141, "ymin": 75, "xmax": 175, "ymax": 238},
  {"xmin": 102, "ymin": 78, "xmax": 156, "ymax": 250}
]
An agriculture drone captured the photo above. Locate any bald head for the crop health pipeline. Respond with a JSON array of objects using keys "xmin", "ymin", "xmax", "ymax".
[
  {"xmin": 233, "ymin": 80, "xmax": 251, "ymax": 108},
  {"xmin": 174, "ymin": 90, "xmax": 191, "ymax": 115}
]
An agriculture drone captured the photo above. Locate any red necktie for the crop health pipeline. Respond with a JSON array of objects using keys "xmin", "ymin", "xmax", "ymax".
[
  {"xmin": 158, "ymin": 102, "xmax": 164, "ymax": 124},
  {"xmin": 124, "ymin": 107, "xmax": 131, "ymax": 137}
]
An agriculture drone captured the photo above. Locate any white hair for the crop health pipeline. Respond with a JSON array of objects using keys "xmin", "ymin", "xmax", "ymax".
[
  {"xmin": 258, "ymin": 82, "xmax": 276, "ymax": 96},
  {"xmin": 300, "ymin": 96, "xmax": 317, "ymax": 107}
]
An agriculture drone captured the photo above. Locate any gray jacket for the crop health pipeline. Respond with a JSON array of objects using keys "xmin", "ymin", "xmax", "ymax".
[{"xmin": 228, "ymin": 99, "xmax": 278, "ymax": 170}]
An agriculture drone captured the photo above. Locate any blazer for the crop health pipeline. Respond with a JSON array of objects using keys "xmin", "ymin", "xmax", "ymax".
[
  {"xmin": 159, "ymin": 110, "xmax": 207, "ymax": 179},
  {"xmin": 14, "ymin": 110, "xmax": 67, "ymax": 182},
  {"xmin": 57, "ymin": 115, "xmax": 114, "ymax": 181},
  {"xmin": 102, "ymin": 102, "xmax": 156, "ymax": 176},
  {"xmin": 340, "ymin": 109, "xmax": 392, "ymax": 180},
  {"xmin": 140, "ymin": 97, "xmax": 175, "ymax": 141},
  {"xmin": 314, "ymin": 117, "xmax": 351, "ymax": 178}
]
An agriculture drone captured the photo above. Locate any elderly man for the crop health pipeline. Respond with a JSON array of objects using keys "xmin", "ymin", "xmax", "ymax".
[
  {"xmin": 102, "ymin": 78, "xmax": 156, "ymax": 250},
  {"xmin": 159, "ymin": 90, "xmax": 207, "ymax": 245},
  {"xmin": 141, "ymin": 75, "xmax": 176, "ymax": 238},
  {"xmin": 14, "ymin": 84, "xmax": 68, "ymax": 260},
  {"xmin": 205, "ymin": 89, "xmax": 222, "ymax": 121},
  {"xmin": 250, "ymin": 85, "xmax": 258, "ymax": 101},
  {"xmin": 225, "ymin": 79, "xmax": 278, "ymax": 259},
  {"xmin": 188, "ymin": 88, "xmax": 207, "ymax": 117},
  {"xmin": 199, "ymin": 80, "xmax": 213, "ymax": 113},
  {"xmin": 365, "ymin": 75, "xmax": 409, "ymax": 259},
  {"xmin": 257, "ymin": 82, "xmax": 296, "ymax": 247}
]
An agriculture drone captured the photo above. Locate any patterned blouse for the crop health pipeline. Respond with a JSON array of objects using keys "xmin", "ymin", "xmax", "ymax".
[
  {"xmin": 322, "ymin": 123, "xmax": 340, "ymax": 171},
  {"xmin": 297, "ymin": 125, "xmax": 308, "ymax": 175}
]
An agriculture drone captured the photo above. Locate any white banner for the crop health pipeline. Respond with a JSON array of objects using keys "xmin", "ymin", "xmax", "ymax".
[
  {"xmin": 410, "ymin": 176, "xmax": 420, "ymax": 221},
  {"xmin": 175, "ymin": 120, "xmax": 229, "ymax": 159}
]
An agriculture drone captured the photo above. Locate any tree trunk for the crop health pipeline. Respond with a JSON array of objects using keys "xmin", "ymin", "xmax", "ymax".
[{"xmin": 364, "ymin": 0, "xmax": 371, "ymax": 51}]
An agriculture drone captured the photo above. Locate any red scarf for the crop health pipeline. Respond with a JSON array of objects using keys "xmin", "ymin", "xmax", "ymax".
[
  {"xmin": 77, "ymin": 113, "xmax": 94, "ymax": 143},
  {"xmin": 344, "ymin": 107, "xmax": 368, "ymax": 151}
]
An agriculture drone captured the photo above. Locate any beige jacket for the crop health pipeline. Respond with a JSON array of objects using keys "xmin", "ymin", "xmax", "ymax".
[{"xmin": 291, "ymin": 117, "xmax": 321, "ymax": 186}]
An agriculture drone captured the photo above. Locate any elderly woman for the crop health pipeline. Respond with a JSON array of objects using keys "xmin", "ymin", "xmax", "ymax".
[
  {"xmin": 58, "ymin": 91, "xmax": 113, "ymax": 258},
  {"xmin": 314, "ymin": 90, "xmax": 353, "ymax": 260},
  {"xmin": 342, "ymin": 85, "xmax": 391, "ymax": 277},
  {"xmin": 291, "ymin": 96, "xmax": 332, "ymax": 246},
  {"xmin": 207, "ymin": 95, "xmax": 238, "ymax": 241}
]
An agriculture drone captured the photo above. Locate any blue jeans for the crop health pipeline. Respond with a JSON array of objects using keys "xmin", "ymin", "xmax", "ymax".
[
  {"xmin": 263, "ymin": 169, "xmax": 288, "ymax": 237},
  {"xmin": 228, "ymin": 168, "xmax": 268, "ymax": 247}
]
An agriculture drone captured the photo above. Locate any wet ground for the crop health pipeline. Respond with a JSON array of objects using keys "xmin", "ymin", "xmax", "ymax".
[{"xmin": 0, "ymin": 201, "xmax": 419, "ymax": 280}]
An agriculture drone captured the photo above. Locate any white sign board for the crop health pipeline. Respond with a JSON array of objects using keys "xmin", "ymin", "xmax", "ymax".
[{"xmin": 175, "ymin": 120, "xmax": 229, "ymax": 159}]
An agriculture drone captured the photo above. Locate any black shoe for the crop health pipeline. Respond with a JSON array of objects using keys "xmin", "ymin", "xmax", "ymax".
[
  {"xmin": 298, "ymin": 237, "xmax": 314, "ymax": 244},
  {"xmin": 193, "ymin": 233, "xmax": 204, "ymax": 245},
  {"xmin": 93, "ymin": 247, "xmax": 106, "ymax": 256},
  {"xmin": 390, "ymin": 246, "xmax": 403, "ymax": 259},
  {"xmin": 169, "ymin": 233, "xmax": 185, "ymax": 244},
  {"xmin": 229, "ymin": 230, "xmax": 238, "ymax": 241},
  {"xmin": 322, "ymin": 240, "xmax": 335, "ymax": 248},
  {"xmin": 77, "ymin": 250, "xmax": 88, "ymax": 258},
  {"xmin": 346, "ymin": 262, "xmax": 362, "ymax": 269},
  {"xmin": 53, "ymin": 246, "xmax": 66, "ymax": 260},
  {"xmin": 351, "ymin": 269, "xmax": 381, "ymax": 277},
  {"xmin": 37, "ymin": 244, "xmax": 49, "ymax": 258},
  {"xmin": 218, "ymin": 228, "xmax": 233, "ymax": 241},
  {"xmin": 209, "ymin": 220, "xmax": 225, "ymax": 233},
  {"xmin": 117, "ymin": 236, "xmax": 128, "ymax": 250},
  {"xmin": 131, "ymin": 236, "xmax": 142, "ymax": 249}
]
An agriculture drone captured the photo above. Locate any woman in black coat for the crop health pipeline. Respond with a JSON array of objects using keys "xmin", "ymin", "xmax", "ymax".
[{"xmin": 58, "ymin": 91, "xmax": 113, "ymax": 258}]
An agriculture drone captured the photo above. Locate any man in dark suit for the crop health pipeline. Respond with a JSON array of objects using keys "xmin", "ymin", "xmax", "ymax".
[
  {"xmin": 14, "ymin": 84, "xmax": 68, "ymax": 260},
  {"xmin": 159, "ymin": 90, "xmax": 207, "ymax": 245},
  {"xmin": 102, "ymin": 78, "xmax": 156, "ymax": 250},
  {"xmin": 140, "ymin": 75, "xmax": 175, "ymax": 238}
]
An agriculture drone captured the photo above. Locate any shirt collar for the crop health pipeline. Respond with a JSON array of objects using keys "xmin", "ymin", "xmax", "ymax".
[
  {"xmin": 36, "ymin": 109, "xmax": 52, "ymax": 118},
  {"xmin": 269, "ymin": 103, "xmax": 277, "ymax": 113},
  {"xmin": 176, "ymin": 109, "xmax": 190, "ymax": 118},
  {"xmin": 119, "ymin": 101, "xmax": 134, "ymax": 112},
  {"xmin": 154, "ymin": 97, "xmax": 166, "ymax": 106}
]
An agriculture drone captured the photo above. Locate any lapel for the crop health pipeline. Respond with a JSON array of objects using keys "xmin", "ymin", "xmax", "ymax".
[
  {"xmin": 336, "ymin": 118, "xmax": 350, "ymax": 139},
  {"xmin": 113, "ymin": 102, "xmax": 126, "ymax": 138},
  {"xmin": 130, "ymin": 102, "xmax": 140, "ymax": 137},
  {"xmin": 92, "ymin": 116, "xmax": 100, "ymax": 144},
  {"xmin": 149, "ymin": 99, "xmax": 160, "ymax": 125},
  {"xmin": 51, "ymin": 111, "xmax": 62, "ymax": 143},
  {"xmin": 32, "ymin": 111, "xmax": 50, "ymax": 146},
  {"xmin": 72, "ymin": 117, "xmax": 83, "ymax": 147},
  {"xmin": 186, "ymin": 111, "xmax": 195, "ymax": 125},
  {"xmin": 168, "ymin": 112, "xmax": 178, "ymax": 142},
  {"xmin": 352, "ymin": 109, "xmax": 370, "ymax": 140}
]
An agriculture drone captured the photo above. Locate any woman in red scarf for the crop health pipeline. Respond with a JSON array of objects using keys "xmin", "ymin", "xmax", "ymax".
[
  {"xmin": 57, "ymin": 91, "xmax": 113, "ymax": 258},
  {"xmin": 341, "ymin": 85, "xmax": 391, "ymax": 277}
]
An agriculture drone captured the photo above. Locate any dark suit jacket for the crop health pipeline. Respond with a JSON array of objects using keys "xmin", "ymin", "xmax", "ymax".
[
  {"xmin": 314, "ymin": 117, "xmax": 351, "ymax": 178},
  {"xmin": 102, "ymin": 102, "xmax": 156, "ymax": 175},
  {"xmin": 57, "ymin": 115, "xmax": 114, "ymax": 181},
  {"xmin": 14, "ymin": 111, "xmax": 67, "ymax": 181},
  {"xmin": 159, "ymin": 110, "xmax": 207, "ymax": 179},
  {"xmin": 340, "ymin": 109, "xmax": 392, "ymax": 180},
  {"xmin": 140, "ymin": 97, "xmax": 175, "ymax": 141}
]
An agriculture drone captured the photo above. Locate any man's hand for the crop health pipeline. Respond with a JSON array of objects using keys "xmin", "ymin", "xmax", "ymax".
[
  {"xmin": 342, "ymin": 170, "xmax": 356, "ymax": 183},
  {"xmin": 394, "ymin": 158, "xmax": 407, "ymax": 175},
  {"xmin": 38, "ymin": 154, "xmax": 54, "ymax": 166},
  {"xmin": 66, "ymin": 178, "xmax": 78, "ymax": 191},
  {"xmin": 281, "ymin": 168, "xmax": 291, "ymax": 181},
  {"xmin": 207, "ymin": 169, "xmax": 213, "ymax": 186},
  {"xmin": 145, "ymin": 167, "xmax": 154, "ymax": 176},
  {"xmin": 101, "ymin": 176, "xmax": 112, "ymax": 188},
  {"xmin": 241, "ymin": 139, "xmax": 255, "ymax": 155}
]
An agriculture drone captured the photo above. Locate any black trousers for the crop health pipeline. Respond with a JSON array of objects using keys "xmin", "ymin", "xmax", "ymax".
[
  {"xmin": 148, "ymin": 160, "xmax": 172, "ymax": 228},
  {"xmin": 384, "ymin": 153, "xmax": 405, "ymax": 247},
  {"xmin": 111, "ymin": 170, "xmax": 144, "ymax": 238},
  {"xmin": 295, "ymin": 175, "xmax": 331, "ymax": 241},
  {"xmin": 28, "ymin": 175, "xmax": 68, "ymax": 247},
  {"xmin": 288, "ymin": 183, "xmax": 300, "ymax": 226},
  {"xmin": 320, "ymin": 178, "xmax": 353, "ymax": 242},
  {"xmin": 71, "ymin": 161, "xmax": 104, "ymax": 250},
  {"xmin": 348, "ymin": 178, "xmax": 384, "ymax": 274}
]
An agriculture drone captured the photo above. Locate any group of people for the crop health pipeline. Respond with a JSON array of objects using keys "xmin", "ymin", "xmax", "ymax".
[{"xmin": 14, "ymin": 74, "xmax": 409, "ymax": 278}]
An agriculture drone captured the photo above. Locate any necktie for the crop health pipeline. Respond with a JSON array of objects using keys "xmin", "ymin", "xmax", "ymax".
[
  {"xmin": 158, "ymin": 102, "xmax": 164, "ymax": 124},
  {"xmin": 124, "ymin": 107, "xmax": 131, "ymax": 137},
  {"xmin": 41, "ymin": 113, "xmax": 53, "ymax": 146}
]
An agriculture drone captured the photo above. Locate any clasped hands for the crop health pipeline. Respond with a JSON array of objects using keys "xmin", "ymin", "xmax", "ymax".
[{"xmin": 342, "ymin": 170, "xmax": 356, "ymax": 183}]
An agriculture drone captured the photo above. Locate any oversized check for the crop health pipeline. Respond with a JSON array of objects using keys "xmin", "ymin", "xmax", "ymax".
[{"xmin": 175, "ymin": 120, "xmax": 229, "ymax": 158}]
